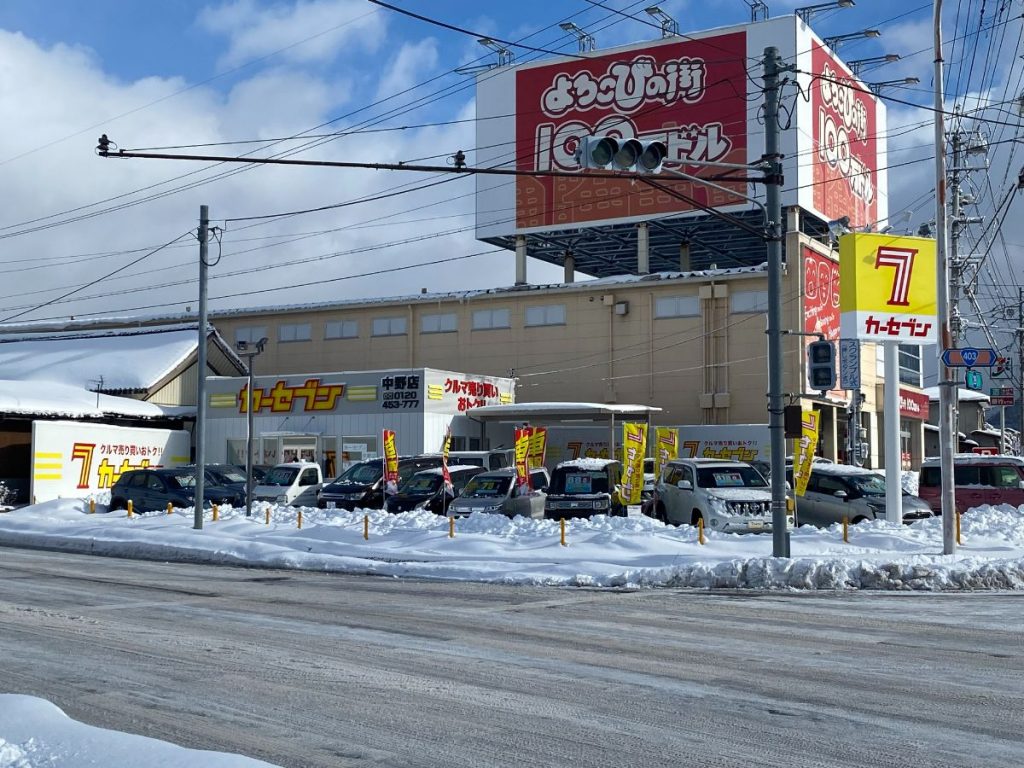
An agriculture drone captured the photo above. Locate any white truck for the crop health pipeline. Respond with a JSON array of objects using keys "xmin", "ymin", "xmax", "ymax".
[{"xmin": 253, "ymin": 461, "xmax": 324, "ymax": 507}]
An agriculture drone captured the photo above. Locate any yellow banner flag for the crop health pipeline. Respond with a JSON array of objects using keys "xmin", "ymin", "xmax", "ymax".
[
  {"xmin": 383, "ymin": 429, "xmax": 399, "ymax": 494},
  {"xmin": 654, "ymin": 427, "xmax": 678, "ymax": 481},
  {"xmin": 528, "ymin": 427, "xmax": 547, "ymax": 470},
  {"xmin": 619, "ymin": 423, "xmax": 648, "ymax": 505},
  {"xmin": 514, "ymin": 427, "xmax": 532, "ymax": 490},
  {"xmin": 793, "ymin": 411, "xmax": 821, "ymax": 497}
]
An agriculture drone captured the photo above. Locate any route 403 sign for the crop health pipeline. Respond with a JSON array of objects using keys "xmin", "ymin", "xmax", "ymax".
[{"xmin": 839, "ymin": 233, "xmax": 937, "ymax": 344}]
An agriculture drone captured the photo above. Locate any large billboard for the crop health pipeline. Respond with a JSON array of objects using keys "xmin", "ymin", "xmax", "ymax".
[
  {"xmin": 512, "ymin": 31, "xmax": 749, "ymax": 231},
  {"xmin": 810, "ymin": 42, "xmax": 879, "ymax": 229}
]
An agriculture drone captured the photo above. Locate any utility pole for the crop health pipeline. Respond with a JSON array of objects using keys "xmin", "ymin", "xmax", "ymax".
[
  {"xmin": 764, "ymin": 46, "xmax": 791, "ymax": 558},
  {"xmin": 194, "ymin": 205, "xmax": 209, "ymax": 531},
  {"xmin": 1018, "ymin": 287, "xmax": 1023, "ymax": 444}
]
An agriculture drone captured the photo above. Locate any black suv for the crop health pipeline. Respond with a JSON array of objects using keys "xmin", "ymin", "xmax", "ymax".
[
  {"xmin": 109, "ymin": 468, "xmax": 244, "ymax": 513},
  {"xmin": 318, "ymin": 455, "xmax": 444, "ymax": 510},
  {"xmin": 384, "ymin": 465, "xmax": 486, "ymax": 515}
]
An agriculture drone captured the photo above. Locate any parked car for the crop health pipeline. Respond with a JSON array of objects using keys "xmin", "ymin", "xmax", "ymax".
[
  {"xmin": 252, "ymin": 462, "xmax": 323, "ymax": 507},
  {"xmin": 918, "ymin": 454, "xmax": 1024, "ymax": 514},
  {"xmin": 787, "ymin": 464, "xmax": 933, "ymax": 526},
  {"xmin": 448, "ymin": 467, "xmax": 551, "ymax": 519},
  {"xmin": 183, "ymin": 464, "xmax": 248, "ymax": 491},
  {"xmin": 318, "ymin": 455, "xmax": 444, "ymax": 510},
  {"xmin": 642, "ymin": 457, "xmax": 656, "ymax": 500},
  {"xmin": 110, "ymin": 468, "xmax": 244, "ymax": 513},
  {"xmin": 648, "ymin": 458, "xmax": 777, "ymax": 533},
  {"xmin": 384, "ymin": 465, "xmax": 486, "ymax": 514},
  {"xmin": 544, "ymin": 459, "xmax": 624, "ymax": 519},
  {"xmin": 449, "ymin": 449, "xmax": 514, "ymax": 470}
]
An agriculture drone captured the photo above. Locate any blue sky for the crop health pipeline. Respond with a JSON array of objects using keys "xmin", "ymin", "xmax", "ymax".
[{"xmin": 0, "ymin": 1, "xmax": 1018, "ymax": 327}]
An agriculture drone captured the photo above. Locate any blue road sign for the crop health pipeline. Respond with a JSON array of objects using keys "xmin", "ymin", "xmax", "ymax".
[{"xmin": 941, "ymin": 347, "xmax": 999, "ymax": 367}]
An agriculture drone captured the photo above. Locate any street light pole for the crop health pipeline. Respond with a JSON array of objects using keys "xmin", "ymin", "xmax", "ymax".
[{"xmin": 237, "ymin": 338, "xmax": 267, "ymax": 517}]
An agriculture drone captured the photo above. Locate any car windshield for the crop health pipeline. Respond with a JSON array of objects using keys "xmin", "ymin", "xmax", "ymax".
[
  {"xmin": 549, "ymin": 468, "xmax": 609, "ymax": 495},
  {"xmin": 164, "ymin": 471, "xmax": 196, "ymax": 489},
  {"xmin": 400, "ymin": 474, "xmax": 442, "ymax": 495},
  {"xmin": 262, "ymin": 467, "xmax": 298, "ymax": 486},
  {"xmin": 696, "ymin": 466, "xmax": 768, "ymax": 489},
  {"xmin": 462, "ymin": 475, "xmax": 512, "ymax": 498},
  {"xmin": 846, "ymin": 473, "xmax": 887, "ymax": 496},
  {"xmin": 210, "ymin": 468, "xmax": 246, "ymax": 484},
  {"xmin": 332, "ymin": 461, "xmax": 382, "ymax": 485}
]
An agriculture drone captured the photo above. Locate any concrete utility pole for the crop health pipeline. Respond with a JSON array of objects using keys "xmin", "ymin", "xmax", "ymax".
[
  {"xmin": 764, "ymin": 46, "xmax": 791, "ymax": 558},
  {"xmin": 1019, "ymin": 287, "xmax": 1024, "ymax": 443},
  {"xmin": 194, "ymin": 205, "xmax": 210, "ymax": 531},
  {"xmin": 933, "ymin": 0, "xmax": 957, "ymax": 555}
]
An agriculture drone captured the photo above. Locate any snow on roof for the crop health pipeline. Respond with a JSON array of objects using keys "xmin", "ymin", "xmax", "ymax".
[
  {"xmin": 923, "ymin": 385, "xmax": 989, "ymax": 403},
  {"xmin": 0, "ymin": 326, "xmax": 199, "ymax": 392},
  {"xmin": 555, "ymin": 457, "xmax": 619, "ymax": 470},
  {"xmin": 810, "ymin": 463, "xmax": 882, "ymax": 477},
  {"xmin": 921, "ymin": 454, "xmax": 1024, "ymax": 466},
  {"xmin": 0, "ymin": 380, "xmax": 189, "ymax": 419}
]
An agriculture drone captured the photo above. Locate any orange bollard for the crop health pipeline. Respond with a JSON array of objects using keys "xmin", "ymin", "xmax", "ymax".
[
  {"xmin": 127, "ymin": 500, "xmax": 133, "ymax": 518},
  {"xmin": 167, "ymin": 502, "xmax": 173, "ymax": 515},
  {"xmin": 89, "ymin": 498, "xmax": 96, "ymax": 514},
  {"xmin": 956, "ymin": 510, "xmax": 962, "ymax": 545},
  {"xmin": 448, "ymin": 516, "xmax": 455, "ymax": 538},
  {"xmin": 843, "ymin": 516, "xmax": 849, "ymax": 543},
  {"xmin": 212, "ymin": 504, "xmax": 219, "ymax": 522},
  {"xmin": 265, "ymin": 507, "xmax": 270, "ymax": 525},
  {"xmin": 698, "ymin": 517, "xmax": 705, "ymax": 545},
  {"xmin": 363, "ymin": 514, "xmax": 369, "ymax": 540},
  {"xmin": 560, "ymin": 518, "xmax": 566, "ymax": 547},
  {"xmin": 297, "ymin": 509, "xmax": 303, "ymax": 529}
]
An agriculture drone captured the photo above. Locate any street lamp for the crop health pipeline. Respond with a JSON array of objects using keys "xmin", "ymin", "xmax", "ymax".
[
  {"xmin": 846, "ymin": 53, "xmax": 901, "ymax": 75},
  {"xmin": 236, "ymin": 337, "xmax": 268, "ymax": 516},
  {"xmin": 559, "ymin": 22, "xmax": 596, "ymax": 53},
  {"xmin": 795, "ymin": 0, "xmax": 855, "ymax": 23},
  {"xmin": 644, "ymin": 6, "xmax": 679, "ymax": 37},
  {"xmin": 867, "ymin": 76, "xmax": 920, "ymax": 94},
  {"xmin": 823, "ymin": 29, "xmax": 881, "ymax": 50}
]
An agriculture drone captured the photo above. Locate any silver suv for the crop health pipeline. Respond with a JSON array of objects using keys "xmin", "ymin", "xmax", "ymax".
[{"xmin": 651, "ymin": 458, "xmax": 779, "ymax": 533}]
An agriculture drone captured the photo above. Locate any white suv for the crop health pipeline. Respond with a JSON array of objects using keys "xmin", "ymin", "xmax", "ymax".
[{"xmin": 651, "ymin": 458, "xmax": 782, "ymax": 533}]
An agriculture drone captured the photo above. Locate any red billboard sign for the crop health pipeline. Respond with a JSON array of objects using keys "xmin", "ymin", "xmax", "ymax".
[
  {"xmin": 899, "ymin": 389, "xmax": 930, "ymax": 421},
  {"xmin": 513, "ymin": 31, "xmax": 749, "ymax": 230},
  {"xmin": 811, "ymin": 42, "xmax": 878, "ymax": 229},
  {"xmin": 803, "ymin": 247, "xmax": 840, "ymax": 341}
]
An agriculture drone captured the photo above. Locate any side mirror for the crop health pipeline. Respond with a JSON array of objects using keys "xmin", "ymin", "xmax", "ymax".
[
  {"xmin": 1018, "ymin": 480, "xmax": 1024, "ymax": 490},
  {"xmin": 833, "ymin": 490, "xmax": 848, "ymax": 499},
  {"xmin": 677, "ymin": 480, "xmax": 693, "ymax": 491}
]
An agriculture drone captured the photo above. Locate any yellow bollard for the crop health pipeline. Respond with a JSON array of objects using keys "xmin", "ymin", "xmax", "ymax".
[
  {"xmin": 297, "ymin": 509, "xmax": 303, "ymax": 529},
  {"xmin": 363, "ymin": 514, "xmax": 369, "ymax": 541},
  {"xmin": 843, "ymin": 516, "xmax": 849, "ymax": 543},
  {"xmin": 212, "ymin": 504, "xmax": 219, "ymax": 522},
  {"xmin": 127, "ymin": 500, "xmax": 133, "ymax": 518},
  {"xmin": 698, "ymin": 517, "xmax": 705, "ymax": 545},
  {"xmin": 89, "ymin": 498, "xmax": 96, "ymax": 514},
  {"xmin": 448, "ymin": 516, "xmax": 455, "ymax": 538},
  {"xmin": 956, "ymin": 510, "xmax": 962, "ymax": 545},
  {"xmin": 167, "ymin": 502, "xmax": 173, "ymax": 515},
  {"xmin": 560, "ymin": 518, "xmax": 566, "ymax": 547},
  {"xmin": 265, "ymin": 507, "xmax": 270, "ymax": 525}
]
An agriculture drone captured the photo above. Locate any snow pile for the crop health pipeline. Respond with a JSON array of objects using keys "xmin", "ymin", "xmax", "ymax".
[{"xmin": 0, "ymin": 498, "xmax": 1023, "ymax": 591}]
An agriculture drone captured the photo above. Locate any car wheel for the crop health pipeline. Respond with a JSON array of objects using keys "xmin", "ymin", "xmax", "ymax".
[
  {"xmin": 654, "ymin": 503, "xmax": 669, "ymax": 524},
  {"xmin": 691, "ymin": 510, "xmax": 704, "ymax": 527},
  {"xmin": 852, "ymin": 515, "xmax": 870, "ymax": 524},
  {"xmin": 109, "ymin": 497, "xmax": 126, "ymax": 511}
]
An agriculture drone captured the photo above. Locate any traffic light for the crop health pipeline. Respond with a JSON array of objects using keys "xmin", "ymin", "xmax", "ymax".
[
  {"xmin": 807, "ymin": 340, "xmax": 836, "ymax": 391},
  {"xmin": 575, "ymin": 135, "xmax": 668, "ymax": 173}
]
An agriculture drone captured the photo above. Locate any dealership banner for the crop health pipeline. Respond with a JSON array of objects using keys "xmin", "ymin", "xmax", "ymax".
[
  {"xmin": 793, "ymin": 411, "xmax": 821, "ymax": 498},
  {"xmin": 839, "ymin": 233, "xmax": 937, "ymax": 343},
  {"xmin": 527, "ymin": 427, "xmax": 547, "ymax": 472},
  {"xmin": 654, "ymin": 427, "xmax": 678, "ymax": 481},
  {"xmin": 383, "ymin": 429, "xmax": 399, "ymax": 494},
  {"xmin": 441, "ymin": 426, "xmax": 453, "ymax": 493},
  {"xmin": 514, "ymin": 428, "xmax": 532, "ymax": 491},
  {"xmin": 512, "ymin": 31, "xmax": 749, "ymax": 231},
  {"xmin": 620, "ymin": 423, "xmax": 648, "ymax": 505}
]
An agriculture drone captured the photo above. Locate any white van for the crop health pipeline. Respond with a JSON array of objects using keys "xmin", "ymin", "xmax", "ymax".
[
  {"xmin": 448, "ymin": 450, "xmax": 513, "ymax": 471},
  {"xmin": 253, "ymin": 462, "xmax": 323, "ymax": 506}
]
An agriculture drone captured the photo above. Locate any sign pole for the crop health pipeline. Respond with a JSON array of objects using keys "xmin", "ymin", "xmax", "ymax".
[{"xmin": 884, "ymin": 343, "xmax": 903, "ymax": 524}]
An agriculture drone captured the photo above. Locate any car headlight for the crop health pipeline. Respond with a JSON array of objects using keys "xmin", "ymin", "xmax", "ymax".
[
  {"xmin": 414, "ymin": 500, "xmax": 431, "ymax": 510},
  {"xmin": 593, "ymin": 498, "xmax": 610, "ymax": 509},
  {"xmin": 707, "ymin": 496, "xmax": 728, "ymax": 514}
]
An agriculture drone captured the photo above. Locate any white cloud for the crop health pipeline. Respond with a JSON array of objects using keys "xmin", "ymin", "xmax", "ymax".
[
  {"xmin": 374, "ymin": 39, "xmax": 439, "ymax": 103},
  {"xmin": 198, "ymin": 0, "xmax": 387, "ymax": 70}
]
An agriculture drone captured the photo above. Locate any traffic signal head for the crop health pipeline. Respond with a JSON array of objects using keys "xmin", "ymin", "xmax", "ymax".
[
  {"xmin": 575, "ymin": 135, "xmax": 667, "ymax": 173},
  {"xmin": 807, "ymin": 340, "xmax": 837, "ymax": 391}
]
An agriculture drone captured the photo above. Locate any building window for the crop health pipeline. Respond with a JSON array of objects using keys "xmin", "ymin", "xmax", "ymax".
[
  {"xmin": 472, "ymin": 308, "xmax": 511, "ymax": 330},
  {"xmin": 730, "ymin": 290, "xmax": 768, "ymax": 314},
  {"xmin": 654, "ymin": 296, "xmax": 699, "ymax": 318},
  {"xmin": 372, "ymin": 316, "xmax": 407, "ymax": 337},
  {"xmin": 525, "ymin": 304, "xmax": 566, "ymax": 327},
  {"xmin": 898, "ymin": 344, "xmax": 922, "ymax": 386},
  {"xmin": 278, "ymin": 322, "xmax": 311, "ymax": 343},
  {"xmin": 325, "ymin": 320, "xmax": 358, "ymax": 339},
  {"xmin": 235, "ymin": 326, "xmax": 267, "ymax": 345},
  {"xmin": 421, "ymin": 312, "xmax": 457, "ymax": 334}
]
